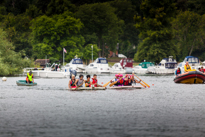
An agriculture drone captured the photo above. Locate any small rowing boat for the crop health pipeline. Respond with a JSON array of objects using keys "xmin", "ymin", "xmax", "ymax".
[
  {"xmin": 70, "ymin": 87, "xmax": 106, "ymax": 91},
  {"xmin": 110, "ymin": 86, "xmax": 144, "ymax": 89},
  {"xmin": 174, "ymin": 71, "xmax": 205, "ymax": 84},
  {"xmin": 16, "ymin": 80, "xmax": 37, "ymax": 86}
]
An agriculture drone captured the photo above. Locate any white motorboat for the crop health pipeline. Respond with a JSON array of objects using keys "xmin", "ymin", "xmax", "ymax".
[
  {"xmin": 84, "ymin": 58, "xmax": 111, "ymax": 74},
  {"xmin": 110, "ymin": 63, "xmax": 126, "ymax": 74},
  {"xmin": 147, "ymin": 56, "xmax": 177, "ymax": 74},
  {"xmin": 23, "ymin": 64, "xmax": 69, "ymax": 78},
  {"xmin": 133, "ymin": 61, "xmax": 154, "ymax": 74},
  {"xmin": 110, "ymin": 58, "xmax": 134, "ymax": 74},
  {"xmin": 62, "ymin": 58, "xmax": 85, "ymax": 73},
  {"xmin": 175, "ymin": 56, "xmax": 200, "ymax": 74}
]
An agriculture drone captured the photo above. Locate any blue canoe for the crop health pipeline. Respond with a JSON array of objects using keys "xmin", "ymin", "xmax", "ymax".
[{"xmin": 16, "ymin": 80, "xmax": 37, "ymax": 86}]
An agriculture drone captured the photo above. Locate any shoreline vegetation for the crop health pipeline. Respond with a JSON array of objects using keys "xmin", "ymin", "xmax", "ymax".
[{"xmin": 0, "ymin": 0, "xmax": 205, "ymax": 76}]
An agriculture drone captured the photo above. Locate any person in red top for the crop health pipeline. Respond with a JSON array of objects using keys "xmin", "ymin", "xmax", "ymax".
[
  {"xmin": 200, "ymin": 67, "xmax": 205, "ymax": 73},
  {"xmin": 123, "ymin": 74, "xmax": 129, "ymax": 86},
  {"xmin": 92, "ymin": 74, "xmax": 102, "ymax": 87}
]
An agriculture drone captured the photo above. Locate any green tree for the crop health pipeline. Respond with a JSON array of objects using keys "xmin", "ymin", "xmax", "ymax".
[
  {"xmin": 2, "ymin": 13, "xmax": 33, "ymax": 57},
  {"xmin": 172, "ymin": 11, "xmax": 205, "ymax": 60},
  {"xmin": 31, "ymin": 11, "xmax": 85, "ymax": 61},
  {"xmin": 0, "ymin": 28, "xmax": 33, "ymax": 76},
  {"xmin": 134, "ymin": 0, "xmax": 177, "ymax": 63},
  {"xmin": 76, "ymin": 2, "xmax": 122, "ymax": 57}
]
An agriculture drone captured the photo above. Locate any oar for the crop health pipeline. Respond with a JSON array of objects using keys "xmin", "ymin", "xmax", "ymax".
[
  {"xmin": 103, "ymin": 77, "xmax": 115, "ymax": 87},
  {"xmin": 109, "ymin": 81, "xmax": 118, "ymax": 87},
  {"xmin": 134, "ymin": 74, "xmax": 150, "ymax": 88}
]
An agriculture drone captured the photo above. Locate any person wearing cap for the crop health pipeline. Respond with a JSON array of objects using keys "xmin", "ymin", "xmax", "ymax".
[
  {"xmin": 123, "ymin": 74, "xmax": 130, "ymax": 86},
  {"xmin": 76, "ymin": 74, "xmax": 84, "ymax": 87},
  {"xmin": 117, "ymin": 74, "xmax": 124, "ymax": 86},
  {"xmin": 175, "ymin": 67, "xmax": 181, "ymax": 76},
  {"xmin": 68, "ymin": 75, "xmax": 77, "ymax": 89},
  {"xmin": 26, "ymin": 70, "xmax": 34, "ymax": 83},
  {"xmin": 110, "ymin": 74, "xmax": 119, "ymax": 86}
]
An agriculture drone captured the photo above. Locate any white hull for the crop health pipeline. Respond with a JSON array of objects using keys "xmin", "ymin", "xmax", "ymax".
[
  {"xmin": 148, "ymin": 66, "xmax": 175, "ymax": 74},
  {"xmin": 110, "ymin": 69, "xmax": 126, "ymax": 74},
  {"xmin": 84, "ymin": 68, "xmax": 111, "ymax": 74},
  {"xmin": 30, "ymin": 71, "xmax": 68, "ymax": 78},
  {"xmin": 134, "ymin": 69, "xmax": 148, "ymax": 74}
]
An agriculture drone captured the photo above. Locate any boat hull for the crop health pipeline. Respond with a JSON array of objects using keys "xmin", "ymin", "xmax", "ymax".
[
  {"xmin": 174, "ymin": 71, "xmax": 205, "ymax": 84},
  {"xmin": 70, "ymin": 87, "xmax": 106, "ymax": 91},
  {"xmin": 110, "ymin": 86, "xmax": 144, "ymax": 89},
  {"xmin": 16, "ymin": 80, "xmax": 37, "ymax": 86}
]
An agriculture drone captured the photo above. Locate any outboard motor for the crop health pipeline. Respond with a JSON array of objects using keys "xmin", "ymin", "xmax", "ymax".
[{"xmin": 69, "ymin": 69, "xmax": 77, "ymax": 78}]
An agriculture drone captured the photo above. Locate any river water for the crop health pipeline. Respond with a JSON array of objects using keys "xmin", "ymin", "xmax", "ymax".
[{"xmin": 0, "ymin": 75, "xmax": 205, "ymax": 137}]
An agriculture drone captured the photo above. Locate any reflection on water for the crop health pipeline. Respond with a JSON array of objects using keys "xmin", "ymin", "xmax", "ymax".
[{"xmin": 0, "ymin": 75, "xmax": 205, "ymax": 137}]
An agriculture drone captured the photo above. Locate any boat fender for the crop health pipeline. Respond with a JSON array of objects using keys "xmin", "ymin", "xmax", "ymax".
[{"xmin": 2, "ymin": 77, "xmax": 7, "ymax": 81}]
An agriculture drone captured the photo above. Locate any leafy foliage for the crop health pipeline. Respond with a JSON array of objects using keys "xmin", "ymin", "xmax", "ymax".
[{"xmin": 0, "ymin": 29, "xmax": 33, "ymax": 76}]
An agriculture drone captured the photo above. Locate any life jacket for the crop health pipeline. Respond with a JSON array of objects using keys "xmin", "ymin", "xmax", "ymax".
[
  {"xmin": 200, "ymin": 69, "xmax": 204, "ymax": 73},
  {"xmin": 70, "ymin": 79, "xmax": 75, "ymax": 86},
  {"xmin": 27, "ymin": 73, "xmax": 33, "ymax": 81},
  {"xmin": 186, "ymin": 65, "xmax": 191, "ymax": 70},
  {"xmin": 176, "ymin": 69, "xmax": 181, "ymax": 74},
  {"xmin": 118, "ymin": 79, "xmax": 124, "ymax": 85},
  {"xmin": 92, "ymin": 78, "xmax": 98, "ymax": 87},
  {"xmin": 124, "ymin": 79, "xmax": 129, "ymax": 85},
  {"xmin": 85, "ymin": 80, "xmax": 91, "ymax": 87}
]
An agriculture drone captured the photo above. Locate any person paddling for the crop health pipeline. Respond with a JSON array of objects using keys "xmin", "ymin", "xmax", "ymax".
[
  {"xmin": 26, "ymin": 70, "xmax": 34, "ymax": 84},
  {"xmin": 130, "ymin": 75, "xmax": 141, "ymax": 85},
  {"xmin": 68, "ymin": 75, "xmax": 77, "ymax": 89},
  {"xmin": 175, "ymin": 67, "xmax": 181, "ymax": 76},
  {"xmin": 76, "ymin": 74, "xmax": 84, "ymax": 87},
  {"xmin": 110, "ymin": 74, "xmax": 119, "ymax": 86},
  {"xmin": 92, "ymin": 74, "xmax": 103, "ymax": 87},
  {"xmin": 117, "ymin": 74, "xmax": 124, "ymax": 86},
  {"xmin": 85, "ymin": 75, "xmax": 92, "ymax": 87}
]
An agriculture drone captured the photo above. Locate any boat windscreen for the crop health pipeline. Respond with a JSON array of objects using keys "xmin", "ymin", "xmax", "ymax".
[
  {"xmin": 165, "ymin": 63, "xmax": 177, "ymax": 69},
  {"xmin": 97, "ymin": 59, "xmax": 108, "ymax": 64}
]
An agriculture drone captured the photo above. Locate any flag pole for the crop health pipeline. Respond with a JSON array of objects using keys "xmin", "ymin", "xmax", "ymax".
[{"xmin": 63, "ymin": 47, "xmax": 64, "ymax": 66}]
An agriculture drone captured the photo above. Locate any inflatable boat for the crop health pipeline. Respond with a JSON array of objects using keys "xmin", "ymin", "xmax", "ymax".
[
  {"xmin": 16, "ymin": 80, "xmax": 37, "ymax": 86},
  {"xmin": 174, "ymin": 71, "xmax": 205, "ymax": 84}
]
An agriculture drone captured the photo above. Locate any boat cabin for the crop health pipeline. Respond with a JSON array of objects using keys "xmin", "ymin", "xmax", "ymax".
[
  {"xmin": 65, "ymin": 58, "xmax": 83, "ymax": 67},
  {"xmin": 159, "ymin": 56, "xmax": 177, "ymax": 69},
  {"xmin": 139, "ymin": 62, "xmax": 154, "ymax": 69},
  {"xmin": 88, "ymin": 58, "xmax": 109, "ymax": 67},
  {"xmin": 120, "ymin": 58, "xmax": 133, "ymax": 69},
  {"xmin": 183, "ymin": 56, "xmax": 199, "ymax": 66}
]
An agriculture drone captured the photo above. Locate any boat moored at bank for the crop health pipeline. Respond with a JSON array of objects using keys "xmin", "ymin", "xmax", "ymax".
[
  {"xmin": 84, "ymin": 58, "xmax": 111, "ymax": 74},
  {"xmin": 148, "ymin": 56, "xmax": 177, "ymax": 74},
  {"xmin": 133, "ymin": 61, "xmax": 154, "ymax": 74}
]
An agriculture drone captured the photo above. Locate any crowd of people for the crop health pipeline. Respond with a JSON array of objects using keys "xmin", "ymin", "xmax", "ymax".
[
  {"xmin": 110, "ymin": 74, "xmax": 141, "ymax": 86},
  {"xmin": 68, "ymin": 74, "xmax": 103, "ymax": 89},
  {"xmin": 68, "ymin": 73, "xmax": 142, "ymax": 89}
]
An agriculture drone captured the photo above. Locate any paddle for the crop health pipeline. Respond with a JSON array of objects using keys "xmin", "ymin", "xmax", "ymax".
[
  {"xmin": 103, "ymin": 77, "xmax": 115, "ymax": 87},
  {"xmin": 134, "ymin": 74, "xmax": 150, "ymax": 88},
  {"xmin": 109, "ymin": 81, "xmax": 118, "ymax": 87}
]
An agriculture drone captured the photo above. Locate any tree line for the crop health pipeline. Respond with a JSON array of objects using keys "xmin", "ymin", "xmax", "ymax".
[{"xmin": 0, "ymin": 0, "xmax": 205, "ymax": 75}]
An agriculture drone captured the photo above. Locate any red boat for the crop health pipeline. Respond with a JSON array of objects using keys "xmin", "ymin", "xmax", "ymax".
[{"xmin": 174, "ymin": 71, "xmax": 205, "ymax": 84}]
